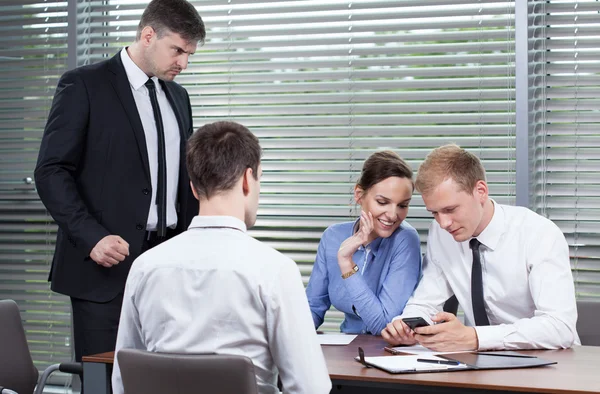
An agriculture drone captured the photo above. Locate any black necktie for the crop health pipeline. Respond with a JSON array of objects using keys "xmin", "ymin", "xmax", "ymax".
[
  {"xmin": 469, "ymin": 238, "xmax": 490, "ymax": 326},
  {"xmin": 145, "ymin": 78, "xmax": 167, "ymax": 238}
]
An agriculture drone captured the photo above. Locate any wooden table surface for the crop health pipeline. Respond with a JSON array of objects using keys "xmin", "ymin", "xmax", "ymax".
[
  {"xmin": 83, "ymin": 335, "xmax": 600, "ymax": 394},
  {"xmin": 83, "ymin": 351, "xmax": 114, "ymax": 364},
  {"xmin": 323, "ymin": 335, "xmax": 600, "ymax": 393}
]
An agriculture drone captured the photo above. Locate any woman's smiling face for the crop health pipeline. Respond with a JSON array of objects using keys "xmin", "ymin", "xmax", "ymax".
[{"xmin": 355, "ymin": 176, "xmax": 414, "ymax": 242}]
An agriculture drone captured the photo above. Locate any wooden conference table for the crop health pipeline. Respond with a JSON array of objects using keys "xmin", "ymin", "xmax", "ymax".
[{"xmin": 82, "ymin": 335, "xmax": 600, "ymax": 394}]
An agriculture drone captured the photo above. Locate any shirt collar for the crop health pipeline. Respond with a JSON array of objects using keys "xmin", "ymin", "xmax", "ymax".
[
  {"xmin": 120, "ymin": 47, "xmax": 162, "ymax": 93},
  {"xmin": 188, "ymin": 215, "xmax": 247, "ymax": 233},
  {"xmin": 471, "ymin": 199, "xmax": 503, "ymax": 251},
  {"xmin": 352, "ymin": 218, "xmax": 384, "ymax": 256}
]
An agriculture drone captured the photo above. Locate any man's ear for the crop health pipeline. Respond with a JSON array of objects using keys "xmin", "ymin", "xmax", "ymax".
[
  {"xmin": 189, "ymin": 181, "xmax": 200, "ymax": 201},
  {"xmin": 354, "ymin": 185, "xmax": 364, "ymax": 204},
  {"xmin": 140, "ymin": 26, "xmax": 156, "ymax": 46},
  {"xmin": 473, "ymin": 180, "xmax": 489, "ymax": 203},
  {"xmin": 242, "ymin": 168, "xmax": 253, "ymax": 196}
]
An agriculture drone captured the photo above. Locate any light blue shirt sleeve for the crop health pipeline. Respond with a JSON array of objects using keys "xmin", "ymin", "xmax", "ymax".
[
  {"xmin": 305, "ymin": 234, "xmax": 331, "ymax": 329},
  {"xmin": 341, "ymin": 227, "xmax": 422, "ymax": 335}
]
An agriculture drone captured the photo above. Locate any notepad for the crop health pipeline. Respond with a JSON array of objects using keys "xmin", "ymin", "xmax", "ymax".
[
  {"xmin": 355, "ymin": 354, "xmax": 470, "ymax": 373},
  {"xmin": 384, "ymin": 344, "xmax": 468, "ymax": 356}
]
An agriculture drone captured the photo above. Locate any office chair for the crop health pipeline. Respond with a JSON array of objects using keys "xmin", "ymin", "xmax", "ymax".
[
  {"xmin": 0, "ymin": 299, "xmax": 82, "ymax": 394},
  {"xmin": 443, "ymin": 295, "xmax": 459, "ymax": 316},
  {"xmin": 576, "ymin": 300, "xmax": 600, "ymax": 346},
  {"xmin": 117, "ymin": 349, "xmax": 259, "ymax": 394}
]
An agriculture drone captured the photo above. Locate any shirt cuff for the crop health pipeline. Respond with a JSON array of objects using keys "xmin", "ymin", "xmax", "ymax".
[
  {"xmin": 342, "ymin": 271, "xmax": 363, "ymax": 293},
  {"xmin": 475, "ymin": 324, "xmax": 516, "ymax": 350}
]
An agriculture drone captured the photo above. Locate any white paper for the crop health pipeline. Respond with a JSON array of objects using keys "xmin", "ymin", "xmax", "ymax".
[
  {"xmin": 361, "ymin": 355, "xmax": 469, "ymax": 373},
  {"xmin": 387, "ymin": 344, "xmax": 468, "ymax": 356},
  {"xmin": 316, "ymin": 334, "xmax": 357, "ymax": 345}
]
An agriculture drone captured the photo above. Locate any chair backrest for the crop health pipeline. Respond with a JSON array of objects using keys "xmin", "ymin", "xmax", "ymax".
[
  {"xmin": 0, "ymin": 299, "xmax": 38, "ymax": 394},
  {"xmin": 117, "ymin": 349, "xmax": 259, "ymax": 394},
  {"xmin": 576, "ymin": 300, "xmax": 600, "ymax": 346},
  {"xmin": 443, "ymin": 295, "xmax": 459, "ymax": 316}
]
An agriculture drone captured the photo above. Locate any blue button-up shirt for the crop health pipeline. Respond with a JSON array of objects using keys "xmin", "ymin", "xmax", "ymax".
[{"xmin": 306, "ymin": 220, "xmax": 422, "ymax": 335}]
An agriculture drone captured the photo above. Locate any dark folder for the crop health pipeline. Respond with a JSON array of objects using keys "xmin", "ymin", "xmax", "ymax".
[
  {"xmin": 355, "ymin": 348, "xmax": 556, "ymax": 374},
  {"xmin": 441, "ymin": 352, "xmax": 557, "ymax": 370}
]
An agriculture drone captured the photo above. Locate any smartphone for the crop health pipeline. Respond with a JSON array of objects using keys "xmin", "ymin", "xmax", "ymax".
[{"xmin": 402, "ymin": 316, "xmax": 430, "ymax": 330}]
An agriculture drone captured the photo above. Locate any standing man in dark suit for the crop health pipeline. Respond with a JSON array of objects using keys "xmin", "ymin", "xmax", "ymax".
[{"xmin": 34, "ymin": 0, "xmax": 205, "ymax": 363}]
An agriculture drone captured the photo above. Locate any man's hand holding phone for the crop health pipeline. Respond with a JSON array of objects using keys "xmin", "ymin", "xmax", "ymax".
[
  {"xmin": 383, "ymin": 312, "xmax": 479, "ymax": 351},
  {"xmin": 413, "ymin": 312, "xmax": 479, "ymax": 352},
  {"xmin": 381, "ymin": 316, "xmax": 428, "ymax": 346}
]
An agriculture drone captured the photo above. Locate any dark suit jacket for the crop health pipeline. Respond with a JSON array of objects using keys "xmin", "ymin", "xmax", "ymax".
[{"xmin": 34, "ymin": 52, "xmax": 198, "ymax": 302}]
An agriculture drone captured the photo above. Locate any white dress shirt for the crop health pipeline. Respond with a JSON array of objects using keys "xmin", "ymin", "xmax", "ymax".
[
  {"xmin": 397, "ymin": 201, "xmax": 580, "ymax": 350},
  {"xmin": 112, "ymin": 216, "xmax": 331, "ymax": 394},
  {"xmin": 120, "ymin": 48, "xmax": 180, "ymax": 230}
]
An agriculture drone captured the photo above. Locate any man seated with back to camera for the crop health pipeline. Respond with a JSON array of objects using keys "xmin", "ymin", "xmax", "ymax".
[{"xmin": 111, "ymin": 121, "xmax": 331, "ymax": 394}]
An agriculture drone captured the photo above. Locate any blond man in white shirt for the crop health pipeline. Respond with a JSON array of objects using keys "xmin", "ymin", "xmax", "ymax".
[
  {"xmin": 382, "ymin": 144, "xmax": 580, "ymax": 351},
  {"xmin": 112, "ymin": 121, "xmax": 331, "ymax": 394}
]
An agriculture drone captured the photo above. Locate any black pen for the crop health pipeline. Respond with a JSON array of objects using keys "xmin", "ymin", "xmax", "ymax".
[{"xmin": 417, "ymin": 358, "xmax": 461, "ymax": 366}]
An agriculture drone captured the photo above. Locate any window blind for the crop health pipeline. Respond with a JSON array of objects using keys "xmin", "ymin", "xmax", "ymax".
[
  {"xmin": 45, "ymin": 0, "xmax": 517, "ymax": 331},
  {"xmin": 0, "ymin": 0, "xmax": 71, "ymax": 382},
  {"xmin": 530, "ymin": 0, "xmax": 600, "ymax": 300},
  {"xmin": 191, "ymin": 0, "xmax": 517, "ymax": 329},
  {"xmin": 4, "ymin": 0, "xmax": 516, "ymax": 358}
]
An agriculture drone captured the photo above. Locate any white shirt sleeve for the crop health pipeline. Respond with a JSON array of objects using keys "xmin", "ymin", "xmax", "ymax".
[
  {"xmin": 111, "ymin": 270, "xmax": 145, "ymax": 394},
  {"xmin": 475, "ymin": 222, "xmax": 579, "ymax": 350},
  {"xmin": 395, "ymin": 229, "xmax": 455, "ymax": 324},
  {"xmin": 265, "ymin": 259, "xmax": 331, "ymax": 394}
]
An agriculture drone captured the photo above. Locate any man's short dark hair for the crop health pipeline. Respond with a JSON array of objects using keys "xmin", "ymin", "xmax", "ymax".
[
  {"xmin": 137, "ymin": 0, "xmax": 206, "ymax": 43},
  {"xmin": 187, "ymin": 121, "xmax": 262, "ymax": 200}
]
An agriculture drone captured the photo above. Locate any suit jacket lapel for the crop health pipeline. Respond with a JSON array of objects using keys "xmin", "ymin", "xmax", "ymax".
[{"xmin": 107, "ymin": 52, "xmax": 151, "ymax": 183}]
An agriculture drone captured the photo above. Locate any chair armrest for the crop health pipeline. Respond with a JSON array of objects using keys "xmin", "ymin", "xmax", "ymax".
[
  {"xmin": 59, "ymin": 362, "xmax": 83, "ymax": 375},
  {"xmin": 34, "ymin": 362, "xmax": 82, "ymax": 394}
]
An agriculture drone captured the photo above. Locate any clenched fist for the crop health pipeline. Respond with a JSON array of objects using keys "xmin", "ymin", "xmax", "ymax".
[{"xmin": 90, "ymin": 235, "xmax": 129, "ymax": 268}]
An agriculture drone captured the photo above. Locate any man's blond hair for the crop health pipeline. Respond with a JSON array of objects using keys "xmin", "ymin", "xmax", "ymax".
[{"xmin": 415, "ymin": 144, "xmax": 486, "ymax": 196}]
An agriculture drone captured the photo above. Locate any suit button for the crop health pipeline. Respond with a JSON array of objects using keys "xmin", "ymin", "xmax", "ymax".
[
  {"xmin": 136, "ymin": 224, "xmax": 143, "ymax": 230},
  {"xmin": 142, "ymin": 188, "xmax": 150, "ymax": 195}
]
